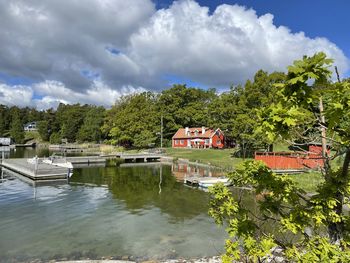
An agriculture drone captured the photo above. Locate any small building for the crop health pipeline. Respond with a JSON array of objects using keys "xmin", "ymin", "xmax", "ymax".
[
  {"xmin": 172, "ymin": 127, "xmax": 225, "ymax": 149},
  {"xmin": 24, "ymin": 122, "xmax": 38, "ymax": 131}
]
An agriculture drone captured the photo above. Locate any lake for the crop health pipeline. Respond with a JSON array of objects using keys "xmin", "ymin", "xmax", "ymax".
[{"xmin": 0, "ymin": 148, "xmax": 227, "ymax": 262}]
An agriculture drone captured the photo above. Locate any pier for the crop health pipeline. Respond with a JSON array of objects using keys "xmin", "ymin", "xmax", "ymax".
[
  {"xmin": 0, "ymin": 152, "xmax": 163, "ymax": 181},
  {"xmin": 1, "ymin": 158, "xmax": 69, "ymax": 181},
  {"xmin": 0, "ymin": 156, "xmax": 107, "ymax": 181},
  {"xmin": 100, "ymin": 152, "xmax": 162, "ymax": 162}
]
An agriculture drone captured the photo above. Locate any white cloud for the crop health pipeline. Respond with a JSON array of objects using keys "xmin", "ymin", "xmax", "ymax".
[
  {"xmin": 33, "ymin": 80, "xmax": 145, "ymax": 109},
  {"xmin": 129, "ymin": 1, "xmax": 348, "ymax": 86},
  {"xmin": 0, "ymin": 81, "xmax": 145, "ymax": 110},
  {"xmin": 0, "ymin": 0, "xmax": 348, "ymax": 108},
  {"xmin": 0, "ymin": 84, "xmax": 33, "ymax": 107}
]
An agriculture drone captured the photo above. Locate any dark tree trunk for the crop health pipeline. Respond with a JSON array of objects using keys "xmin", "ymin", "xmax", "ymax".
[{"xmin": 328, "ymin": 148, "xmax": 350, "ymax": 244}]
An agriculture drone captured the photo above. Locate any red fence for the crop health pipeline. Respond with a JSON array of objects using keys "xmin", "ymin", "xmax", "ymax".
[{"xmin": 254, "ymin": 151, "xmax": 324, "ymax": 170}]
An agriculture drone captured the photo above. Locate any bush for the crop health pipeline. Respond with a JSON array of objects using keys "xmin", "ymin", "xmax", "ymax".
[{"xmin": 49, "ymin": 132, "xmax": 61, "ymax": 144}]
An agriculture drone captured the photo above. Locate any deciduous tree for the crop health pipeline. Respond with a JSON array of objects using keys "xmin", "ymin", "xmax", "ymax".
[{"xmin": 209, "ymin": 53, "xmax": 350, "ymax": 262}]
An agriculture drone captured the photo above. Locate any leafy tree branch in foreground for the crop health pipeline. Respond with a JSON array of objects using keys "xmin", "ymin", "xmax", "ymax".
[{"xmin": 209, "ymin": 52, "xmax": 350, "ymax": 262}]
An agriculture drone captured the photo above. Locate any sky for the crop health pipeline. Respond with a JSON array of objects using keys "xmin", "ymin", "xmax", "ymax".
[{"xmin": 0, "ymin": 0, "xmax": 349, "ymax": 109}]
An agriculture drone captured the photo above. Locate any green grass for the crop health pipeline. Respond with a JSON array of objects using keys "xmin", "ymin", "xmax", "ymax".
[
  {"xmin": 273, "ymin": 142, "xmax": 291, "ymax": 152},
  {"xmin": 164, "ymin": 147, "xmax": 245, "ymax": 170},
  {"xmin": 287, "ymin": 171, "xmax": 324, "ymax": 193}
]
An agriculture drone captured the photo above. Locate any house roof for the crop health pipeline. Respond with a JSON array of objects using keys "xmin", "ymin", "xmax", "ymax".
[{"xmin": 172, "ymin": 127, "xmax": 222, "ymax": 139}]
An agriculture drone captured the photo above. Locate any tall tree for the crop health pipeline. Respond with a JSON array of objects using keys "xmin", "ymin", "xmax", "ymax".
[
  {"xmin": 0, "ymin": 105, "xmax": 10, "ymax": 136},
  {"xmin": 209, "ymin": 53, "xmax": 350, "ymax": 261},
  {"xmin": 77, "ymin": 106, "xmax": 105, "ymax": 142},
  {"xmin": 56, "ymin": 103, "xmax": 88, "ymax": 142},
  {"xmin": 158, "ymin": 84, "xmax": 217, "ymax": 141},
  {"xmin": 105, "ymin": 92, "xmax": 159, "ymax": 148},
  {"xmin": 10, "ymin": 108, "xmax": 24, "ymax": 144}
]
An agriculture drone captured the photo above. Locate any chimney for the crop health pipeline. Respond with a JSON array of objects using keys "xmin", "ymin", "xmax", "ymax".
[
  {"xmin": 202, "ymin": 126, "xmax": 205, "ymax": 134},
  {"xmin": 185, "ymin": 127, "xmax": 189, "ymax": 136}
]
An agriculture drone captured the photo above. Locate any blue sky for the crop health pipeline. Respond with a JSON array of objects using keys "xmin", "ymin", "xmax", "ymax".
[{"xmin": 0, "ymin": 0, "xmax": 349, "ymax": 108}]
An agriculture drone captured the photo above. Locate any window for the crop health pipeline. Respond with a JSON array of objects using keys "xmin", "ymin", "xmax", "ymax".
[
  {"xmin": 205, "ymin": 139, "xmax": 209, "ymax": 144},
  {"xmin": 217, "ymin": 139, "xmax": 221, "ymax": 145},
  {"xmin": 175, "ymin": 140, "xmax": 179, "ymax": 145},
  {"xmin": 180, "ymin": 139, "xmax": 184, "ymax": 144}
]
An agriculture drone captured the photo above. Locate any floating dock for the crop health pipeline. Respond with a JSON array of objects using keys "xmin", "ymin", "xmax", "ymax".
[
  {"xmin": 1, "ymin": 158, "xmax": 69, "ymax": 181},
  {"xmin": 0, "ymin": 156, "xmax": 107, "ymax": 181}
]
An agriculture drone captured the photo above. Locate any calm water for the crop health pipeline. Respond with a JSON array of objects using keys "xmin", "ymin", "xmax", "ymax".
[{"xmin": 0, "ymin": 148, "xmax": 227, "ymax": 262}]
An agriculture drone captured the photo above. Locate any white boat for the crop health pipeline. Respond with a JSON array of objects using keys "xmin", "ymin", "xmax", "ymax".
[
  {"xmin": 184, "ymin": 176, "xmax": 232, "ymax": 188},
  {"xmin": 42, "ymin": 158, "xmax": 73, "ymax": 169},
  {"xmin": 198, "ymin": 177, "xmax": 232, "ymax": 188}
]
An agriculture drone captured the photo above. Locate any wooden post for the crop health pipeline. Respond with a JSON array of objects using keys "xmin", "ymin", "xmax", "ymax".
[{"xmin": 319, "ymin": 97, "xmax": 327, "ymax": 158}]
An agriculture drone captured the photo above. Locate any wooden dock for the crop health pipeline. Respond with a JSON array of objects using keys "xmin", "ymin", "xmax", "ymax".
[
  {"xmin": 66, "ymin": 156, "xmax": 106, "ymax": 165},
  {"xmin": 1, "ymin": 158, "xmax": 69, "ymax": 181},
  {"xmin": 102, "ymin": 153, "xmax": 162, "ymax": 162}
]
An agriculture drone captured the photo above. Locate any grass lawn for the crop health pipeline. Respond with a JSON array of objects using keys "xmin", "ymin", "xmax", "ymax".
[
  {"xmin": 287, "ymin": 172, "xmax": 324, "ymax": 193},
  {"xmin": 164, "ymin": 147, "xmax": 245, "ymax": 170}
]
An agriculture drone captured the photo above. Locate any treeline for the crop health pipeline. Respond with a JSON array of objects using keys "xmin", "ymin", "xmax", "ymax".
[
  {"xmin": 0, "ymin": 104, "xmax": 105, "ymax": 144},
  {"xmin": 0, "ymin": 70, "xmax": 285, "ymax": 151}
]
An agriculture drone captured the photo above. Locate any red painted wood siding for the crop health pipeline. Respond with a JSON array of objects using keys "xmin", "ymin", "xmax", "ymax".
[
  {"xmin": 255, "ymin": 152, "xmax": 324, "ymax": 170},
  {"xmin": 212, "ymin": 133, "xmax": 225, "ymax": 149},
  {"xmin": 172, "ymin": 139, "xmax": 189, "ymax": 148}
]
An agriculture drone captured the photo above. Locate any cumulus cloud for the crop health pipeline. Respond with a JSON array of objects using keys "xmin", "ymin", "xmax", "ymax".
[
  {"xmin": 129, "ymin": 1, "xmax": 348, "ymax": 86},
  {"xmin": 0, "ymin": 81, "xmax": 145, "ymax": 110},
  {"xmin": 0, "ymin": 84, "xmax": 33, "ymax": 107},
  {"xmin": 0, "ymin": 0, "xmax": 155, "ymax": 90},
  {"xmin": 32, "ymin": 80, "xmax": 145, "ymax": 109},
  {"xmin": 0, "ymin": 0, "xmax": 348, "ymax": 108}
]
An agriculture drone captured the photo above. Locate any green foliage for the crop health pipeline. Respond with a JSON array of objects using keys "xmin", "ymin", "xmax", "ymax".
[
  {"xmin": 37, "ymin": 120, "xmax": 49, "ymax": 141},
  {"xmin": 104, "ymin": 92, "xmax": 159, "ymax": 148},
  {"xmin": 56, "ymin": 103, "xmax": 90, "ymax": 142},
  {"xmin": 77, "ymin": 106, "xmax": 105, "ymax": 143},
  {"xmin": 210, "ymin": 161, "xmax": 350, "ymax": 262},
  {"xmin": 158, "ymin": 85, "xmax": 217, "ymax": 138},
  {"xmin": 49, "ymin": 132, "xmax": 61, "ymax": 144},
  {"xmin": 209, "ymin": 53, "xmax": 350, "ymax": 262},
  {"xmin": 9, "ymin": 109, "xmax": 24, "ymax": 144},
  {"xmin": 0, "ymin": 105, "xmax": 9, "ymax": 136}
]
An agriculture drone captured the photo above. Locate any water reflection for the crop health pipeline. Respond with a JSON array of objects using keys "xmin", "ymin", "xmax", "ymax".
[
  {"xmin": 171, "ymin": 162, "xmax": 224, "ymax": 181},
  {"xmin": 70, "ymin": 164, "xmax": 210, "ymax": 221},
  {"xmin": 0, "ymin": 151, "xmax": 227, "ymax": 262}
]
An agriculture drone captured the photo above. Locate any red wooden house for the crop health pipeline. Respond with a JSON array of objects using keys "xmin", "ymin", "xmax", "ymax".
[{"xmin": 172, "ymin": 127, "xmax": 225, "ymax": 149}]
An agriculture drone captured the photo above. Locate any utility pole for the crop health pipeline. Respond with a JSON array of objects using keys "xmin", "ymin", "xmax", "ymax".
[{"xmin": 160, "ymin": 114, "xmax": 163, "ymax": 150}]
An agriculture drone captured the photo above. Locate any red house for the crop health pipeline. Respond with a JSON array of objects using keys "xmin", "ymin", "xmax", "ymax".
[{"xmin": 172, "ymin": 127, "xmax": 225, "ymax": 149}]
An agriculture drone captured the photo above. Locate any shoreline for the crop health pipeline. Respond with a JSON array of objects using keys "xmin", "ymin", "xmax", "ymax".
[{"xmin": 54, "ymin": 256, "xmax": 222, "ymax": 263}]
